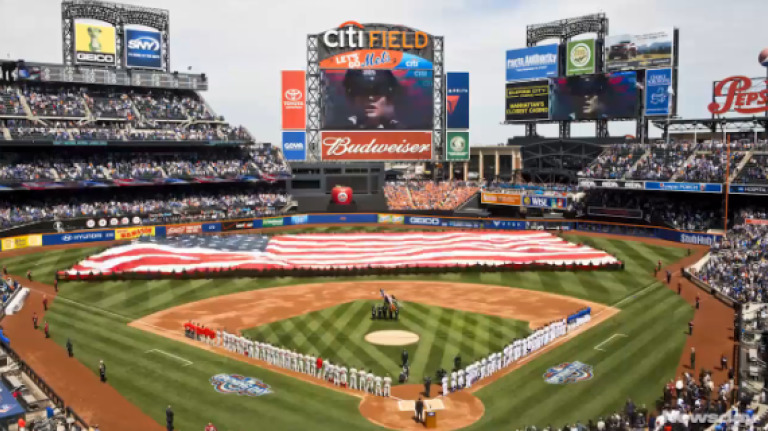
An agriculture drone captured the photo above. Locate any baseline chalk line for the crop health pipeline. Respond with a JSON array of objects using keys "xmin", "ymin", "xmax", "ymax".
[
  {"xmin": 145, "ymin": 348, "xmax": 193, "ymax": 366},
  {"xmin": 593, "ymin": 333, "xmax": 628, "ymax": 352}
]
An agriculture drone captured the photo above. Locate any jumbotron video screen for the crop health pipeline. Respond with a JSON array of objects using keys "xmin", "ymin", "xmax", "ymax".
[
  {"xmin": 549, "ymin": 71, "xmax": 638, "ymax": 120},
  {"xmin": 321, "ymin": 69, "xmax": 434, "ymax": 130}
]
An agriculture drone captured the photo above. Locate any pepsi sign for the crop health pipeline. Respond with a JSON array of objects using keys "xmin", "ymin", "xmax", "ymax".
[{"xmin": 125, "ymin": 28, "xmax": 162, "ymax": 69}]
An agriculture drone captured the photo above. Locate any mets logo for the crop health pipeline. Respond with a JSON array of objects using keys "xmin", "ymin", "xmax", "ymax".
[
  {"xmin": 0, "ymin": 404, "xmax": 12, "ymax": 414},
  {"xmin": 210, "ymin": 374, "xmax": 272, "ymax": 397},
  {"xmin": 543, "ymin": 361, "xmax": 593, "ymax": 384}
]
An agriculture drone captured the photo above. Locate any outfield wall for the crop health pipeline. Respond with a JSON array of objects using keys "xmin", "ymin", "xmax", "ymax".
[{"xmin": 0, "ymin": 213, "xmax": 722, "ymax": 252}]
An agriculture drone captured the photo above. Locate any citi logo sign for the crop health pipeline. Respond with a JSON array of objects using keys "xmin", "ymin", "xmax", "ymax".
[
  {"xmin": 128, "ymin": 37, "xmax": 160, "ymax": 51},
  {"xmin": 322, "ymin": 21, "xmax": 429, "ymax": 50}
]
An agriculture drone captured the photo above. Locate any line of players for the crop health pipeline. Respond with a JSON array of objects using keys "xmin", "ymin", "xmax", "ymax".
[
  {"xmin": 215, "ymin": 329, "xmax": 394, "ymax": 397},
  {"xmin": 440, "ymin": 312, "xmax": 592, "ymax": 395}
]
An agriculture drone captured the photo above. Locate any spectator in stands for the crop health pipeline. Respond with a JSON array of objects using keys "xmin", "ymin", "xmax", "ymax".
[{"xmin": 384, "ymin": 180, "xmax": 479, "ymax": 211}]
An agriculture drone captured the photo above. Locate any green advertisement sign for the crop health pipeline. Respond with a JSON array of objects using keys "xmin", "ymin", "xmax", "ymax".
[
  {"xmin": 262, "ymin": 218, "xmax": 285, "ymax": 227},
  {"xmin": 446, "ymin": 131, "xmax": 470, "ymax": 161},
  {"xmin": 566, "ymin": 39, "xmax": 596, "ymax": 76}
]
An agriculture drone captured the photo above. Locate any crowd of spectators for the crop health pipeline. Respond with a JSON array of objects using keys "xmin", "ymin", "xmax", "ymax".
[
  {"xmin": 0, "ymin": 85, "xmax": 25, "ymax": 116},
  {"xmin": 579, "ymin": 144, "xmax": 646, "ymax": 180},
  {"xmin": 24, "ymin": 85, "xmax": 87, "ymax": 118},
  {"xmin": 0, "ymin": 189, "xmax": 291, "ymax": 228},
  {"xmin": 0, "ymin": 146, "xmax": 289, "ymax": 182},
  {"xmin": 384, "ymin": 181, "xmax": 480, "ymax": 211},
  {"xmin": 131, "ymin": 90, "xmax": 215, "ymax": 121},
  {"xmin": 735, "ymin": 155, "xmax": 768, "ymax": 184},
  {"xmin": 697, "ymin": 209, "xmax": 768, "ymax": 303},
  {"xmin": 628, "ymin": 141, "xmax": 697, "ymax": 181}
]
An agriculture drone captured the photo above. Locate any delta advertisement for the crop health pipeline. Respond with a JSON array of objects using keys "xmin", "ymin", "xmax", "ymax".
[
  {"xmin": 445, "ymin": 131, "xmax": 470, "ymax": 161},
  {"xmin": 281, "ymin": 70, "xmax": 306, "ymax": 130},
  {"xmin": 505, "ymin": 44, "xmax": 559, "ymax": 82},
  {"xmin": 319, "ymin": 50, "xmax": 432, "ymax": 70},
  {"xmin": 505, "ymin": 81, "xmax": 550, "ymax": 121},
  {"xmin": 566, "ymin": 40, "xmax": 596, "ymax": 76},
  {"xmin": 125, "ymin": 27, "xmax": 163, "ymax": 69},
  {"xmin": 319, "ymin": 131, "xmax": 432, "ymax": 161},
  {"xmin": 282, "ymin": 131, "xmax": 307, "ymax": 161},
  {"xmin": 605, "ymin": 29, "xmax": 674, "ymax": 72},
  {"xmin": 74, "ymin": 20, "xmax": 117, "ymax": 66},
  {"xmin": 446, "ymin": 72, "xmax": 470, "ymax": 129},
  {"xmin": 644, "ymin": 68, "xmax": 672, "ymax": 116}
]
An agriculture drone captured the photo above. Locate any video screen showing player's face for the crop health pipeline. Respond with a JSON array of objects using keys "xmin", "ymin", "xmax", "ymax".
[
  {"xmin": 549, "ymin": 72, "xmax": 638, "ymax": 120},
  {"xmin": 321, "ymin": 69, "xmax": 434, "ymax": 130}
]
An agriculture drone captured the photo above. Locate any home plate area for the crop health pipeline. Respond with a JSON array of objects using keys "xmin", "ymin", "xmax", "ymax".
[{"xmin": 397, "ymin": 399, "xmax": 445, "ymax": 412}]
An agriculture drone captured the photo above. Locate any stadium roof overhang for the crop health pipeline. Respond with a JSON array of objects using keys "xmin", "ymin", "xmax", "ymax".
[{"xmin": 652, "ymin": 116, "xmax": 768, "ymax": 133}]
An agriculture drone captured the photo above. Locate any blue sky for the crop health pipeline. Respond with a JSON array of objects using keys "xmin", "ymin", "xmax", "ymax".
[{"xmin": 0, "ymin": 0, "xmax": 766, "ymax": 145}]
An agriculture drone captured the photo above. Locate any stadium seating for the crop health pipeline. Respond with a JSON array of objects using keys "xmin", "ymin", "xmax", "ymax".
[
  {"xmin": 0, "ymin": 189, "xmax": 291, "ymax": 228},
  {"xmin": 735, "ymin": 154, "xmax": 768, "ymax": 184},
  {"xmin": 384, "ymin": 181, "xmax": 480, "ymax": 210},
  {"xmin": 579, "ymin": 143, "xmax": 646, "ymax": 180},
  {"xmin": 0, "ymin": 85, "xmax": 25, "ymax": 116}
]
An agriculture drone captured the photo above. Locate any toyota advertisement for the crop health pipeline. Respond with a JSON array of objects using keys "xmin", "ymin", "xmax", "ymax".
[
  {"xmin": 321, "ymin": 69, "xmax": 433, "ymax": 130},
  {"xmin": 282, "ymin": 70, "xmax": 306, "ymax": 130},
  {"xmin": 505, "ymin": 81, "xmax": 550, "ymax": 121},
  {"xmin": 319, "ymin": 131, "xmax": 432, "ymax": 161},
  {"xmin": 446, "ymin": 72, "xmax": 469, "ymax": 129},
  {"xmin": 125, "ymin": 28, "xmax": 162, "ymax": 69},
  {"xmin": 644, "ymin": 68, "xmax": 672, "ymax": 116},
  {"xmin": 549, "ymin": 72, "xmax": 638, "ymax": 121},
  {"xmin": 282, "ymin": 131, "xmax": 307, "ymax": 161},
  {"xmin": 505, "ymin": 44, "xmax": 559, "ymax": 82},
  {"xmin": 605, "ymin": 29, "xmax": 674, "ymax": 72},
  {"xmin": 74, "ymin": 20, "xmax": 117, "ymax": 66}
]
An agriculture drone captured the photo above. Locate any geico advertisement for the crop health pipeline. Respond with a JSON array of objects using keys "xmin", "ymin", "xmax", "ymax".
[
  {"xmin": 116, "ymin": 226, "xmax": 155, "ymax": 240},
  {"xmin": 74, "ymin": 20, "xmax": 117, "ymax": 65}
]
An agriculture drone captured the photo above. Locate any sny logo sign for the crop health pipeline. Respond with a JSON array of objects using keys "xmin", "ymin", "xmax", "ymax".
[
  {"xmin": 210, "ymin": 374, "xmax": 272, "ymax": 397},
  {"xmin": 543, "ymin": 361, "xmax": 594, "ymax": 384}
]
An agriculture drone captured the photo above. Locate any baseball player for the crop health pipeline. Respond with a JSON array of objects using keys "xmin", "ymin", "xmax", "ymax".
[
  {"xmin": 366, "ymin": 370, "xmax": 374, "ymax": 393},
  {"xmin": 297, "ymin": 352, "xmax": 305, "ymax": 373},
  {"xmin": 458, "ymin": 368, "xmax": 465, "ymax": 389},
  {"xmin": 375, "ymin": 375, "xmax": 383, "ymax": 396},
  {"xmin": 292, "ymin": 350, "xmax": 299, "ymax": 371},
  {"xmin": 496, "ymin": 351, "xmax": 503, "ymax": 372},
  {"xmin": 349, "ymin": 367, "xmax": 358, "ymax": 390},
  {"xmin": 216, "ymin": 329, "xmax": 222, "ymax": 347},
  {"xmin": 304, "ymin": 354, "xmax": 312, "ymax": 374},
  {"xmin": 441, "ymin": 374, "xmax": 448, "ymax": 395},
  {"xmin": 321, "ymin": 359, "xmax": 330, "ymax": 380},
  {"xmin": 383, "ymin": 375, "xmax": 392, "ymax": 397},
  {"xmin": 480, "ymin": 357, "xmax": 487, "ymax": 379},
  {"xmin": 358, "ymin": 368, "xmax": 367, "ymax": 391},
  {"xmin": 334, "ymin": 363, "xmax": 342, "ymax": 385},
  {"xmin": 451, "ymin": 371, "xmax": 457, "ymax": 392},
  {"xmin": 340, "ymin": 365, "xmax": 348, "ymax": 388},
  {"xmin": 309, "ymin": 354, "xmax": 317, "ymax": 376}
]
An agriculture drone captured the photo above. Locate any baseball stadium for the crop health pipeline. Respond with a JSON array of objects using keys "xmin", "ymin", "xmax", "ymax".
[{"xmin": 0, "ymin": 2, "xmax": 765, "ymax": 431}]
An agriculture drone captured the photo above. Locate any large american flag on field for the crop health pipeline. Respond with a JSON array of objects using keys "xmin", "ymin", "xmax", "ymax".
[{"xmin": 64, "ymin": 231, "xmax": 617, "ymax": 275}]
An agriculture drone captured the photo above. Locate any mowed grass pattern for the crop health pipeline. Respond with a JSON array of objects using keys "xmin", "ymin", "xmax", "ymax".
[
  {"xmin": 243, "ymin": 300, "xmax": 532, "ymax": 381},
  {"xmin": 0, "ymin": 229, "xmax": 693, "ymax": 430}
]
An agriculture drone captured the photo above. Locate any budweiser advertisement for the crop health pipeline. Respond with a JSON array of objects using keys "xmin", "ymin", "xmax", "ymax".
[
  {"xmin": 282, "ymin": 70, "xmax": 306, "ymax": 129},
  {"xmin": 320, "ymin": 131, "xmax": 432, "ymax": 161}
]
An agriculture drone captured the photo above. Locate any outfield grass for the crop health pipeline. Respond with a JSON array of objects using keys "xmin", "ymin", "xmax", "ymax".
[
  {"xmin": 2, "ymin": 229, "xmax": 693, "ymax": 430},
  {"xmin": 242, "ymin": 300, "xmax": 532, "ymax": 382}
]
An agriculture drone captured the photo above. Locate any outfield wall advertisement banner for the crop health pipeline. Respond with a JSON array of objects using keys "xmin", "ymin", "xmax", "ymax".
[
  {"xmin": 1, "ymin": 234, "xmax": 42, "ymax": 251},
  {"xmin": 480, "ymin": 192, "xmax": 522, "ymax": 206},
  {"xmin": 644, "ymin": 68, "xmax": 672, "ymax": 116},
  {"xmin": 281, "ymin": 70, "xmax": 306, "ymax": 130},
  {"xmin": 605, "ymin": 29, "xmax": 674, "ymax": 72},
  {"xmin": 730, "ymin": 184, "xmax": 768, "ymax": 195},
  {"xmin": 505, "ymin": 81, "xmax": 549, "ymax": 121},
  {"xmin": 566, "ymin": 40, "xmax": 596, "ymax": 76},
  {"xmin": 446, "ymin": 72, "xmax": 470, "ymax": 129},
  {"xmin": 522, "ymin": 195, "xmax": 568, "ymax": 209},
  {"xmin": 125, "ymin": 28, "xmax": 163, "ymax": 69},
  {"xmin": 320, "ymin": 131, "xmax": 432, "ymax": 161},
  {"xmin": 445, "ymin": 131, "xmax": 470, "ymax": 161},
  {"xmin": 116, "ymin": 226, "xmax": 155, "ymax": 240},
  {"xmin": 74, "ymin": 20, "xmax": 117, "ymax": 66},
  {"xmin": 644, "ymin": 182, "xmax": 723, "ymax": 193},
  {"xmin": 281, "ymin": 131, "xmax": 307, "ymax": 161},
  {"xmin": 505, "ymin": 44, "xmax": 559, "ymax": 82},
  {"xmin": 43, "ymin": 230, "xmax": 116, "ymax": 246}
]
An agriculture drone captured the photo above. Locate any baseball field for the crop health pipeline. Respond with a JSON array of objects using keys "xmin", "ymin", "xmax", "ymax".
[{"xmin": 3, "ymin": 226, "xmax": 696, "ymax": 431}]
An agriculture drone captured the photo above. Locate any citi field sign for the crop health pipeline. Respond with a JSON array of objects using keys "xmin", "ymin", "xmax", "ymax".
[{"xmin": 322, "ymin": 21, "xmax": 430, "ymax": 51}]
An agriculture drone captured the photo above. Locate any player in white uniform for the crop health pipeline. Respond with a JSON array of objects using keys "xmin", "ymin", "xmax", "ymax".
[
  {"xmin": 358, "ymin": 369, "xmax": 367, "ymax": 391},
  {"xmin": 383, "ymin": 375, "xmax": 392, "ymax": 397},
  {"xmin": 366, "ymin": 371, "xmax": 374, "ymax": 393},
  {"xmin": 292, "ymin": 351, "xmax": 299, "ymax": 371},
  {"xmin": 375, "ymin": 375, "xmax": 383, "ymax": 396},
  {"xmin": 496, "ymin": 351, "xmax": 503, "ymax": 372},
  {"xmin": 309, "ymin": 355, "xmax": 317, "ymax": 376},
  {"xmin": 340, "ymin": 365, "xmax": 348, "ymax": 388},
  {"xmin": 451, "ymin": 371, "xmax": 457, "ymax": 392},
  {"xmin": 333, "ymin": 363, "xmax": 341, "ymax": 385},
  {"xmin": 349, "ymin": 367, "xmax": 358, "ymax": 390},
  {"xmin": 458, "ymin": 368, "xmax": 465, "ymax": 389},
  {"xmin": 441, "ymin": 375, "xmax": 448, "ymax": 395},
  {"xmin": 480, "ymin": 357, "xmax": 487, "ymax": 379},
  {"xmin": 324, "ymin": 361, "xmax": 333, "ymax": 382}
]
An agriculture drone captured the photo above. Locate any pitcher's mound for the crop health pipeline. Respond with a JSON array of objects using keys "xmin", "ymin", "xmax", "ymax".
[{"xmin": 365, "ymin": 330, "xmax": 419, "ymax": 346}]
